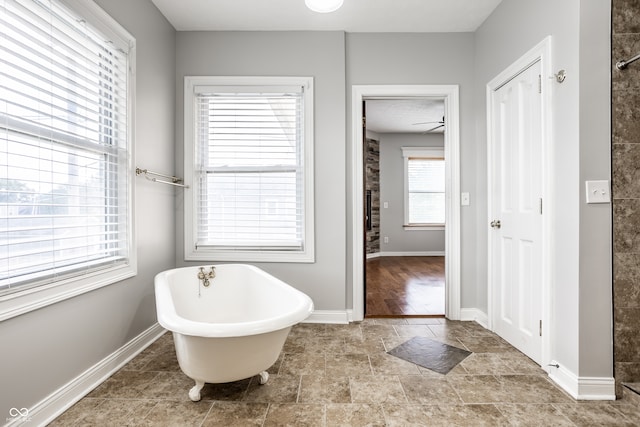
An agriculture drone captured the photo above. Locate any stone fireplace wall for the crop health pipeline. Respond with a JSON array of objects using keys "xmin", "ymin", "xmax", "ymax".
[{"xmin": 365, "ymin": 138, "xmax": 380, "ymax": 254}]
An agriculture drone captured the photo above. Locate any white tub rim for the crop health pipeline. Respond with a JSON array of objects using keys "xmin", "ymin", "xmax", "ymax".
[{"xmin": 154, "ymin": 264, "xmax": 314, "ymax": 338}]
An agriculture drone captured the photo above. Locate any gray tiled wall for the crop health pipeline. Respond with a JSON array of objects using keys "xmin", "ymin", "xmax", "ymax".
[{"xmin": 613, "ymin": 0, "xmax": 640, "ymax": 393}]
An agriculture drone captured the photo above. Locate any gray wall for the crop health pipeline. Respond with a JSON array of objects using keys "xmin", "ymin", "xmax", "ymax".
[
  {"xmin": 174, "ymin": 32, "xmax": 347, "ymax": 311},
  {"xmin": 345, "ymin": 32, "xmax": 477, "ymax": 308},
  {"xmin": 475, "ymin": 0, "xmax": 612, "ymax": 380},
  {"xmin": 0, "ymin": 0, "xmax": 176, "ymax": 417},
  {"xmin": 579, "ymin": 0, "xmax": 614, "ymax": 382},
  {"xmin": 378, "ymin": 133, "xmax": 445, "ymax": 253}
]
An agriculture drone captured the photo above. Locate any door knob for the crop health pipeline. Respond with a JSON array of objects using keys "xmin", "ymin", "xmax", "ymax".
[{"xmin": 490, "ymin": 220, "xmax": 501, "ymax": 229}]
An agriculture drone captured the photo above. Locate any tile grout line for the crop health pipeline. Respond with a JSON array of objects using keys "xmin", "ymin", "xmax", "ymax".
[
  {"xmin": 260, "ymin": 403, "xmax": 271, "ymax": 427},
  {"xmin": 295, "ymin": 374, "xmax": 303, "ymax": 403},
  {"xmin": 445, "ymin": 374, "xmax": 467, "ymax": 406},
  {"xmin": 197, "ymin": 400, "xmax": 216, "ymax": 427}
]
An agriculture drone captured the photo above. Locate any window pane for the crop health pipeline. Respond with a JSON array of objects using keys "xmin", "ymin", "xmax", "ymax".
[
  {"xmin": 199, "ymin": 171, "xmax": 301, "ymax": 246},
  {"xmin": 409, "ymin": 193, "xmax": 445, "ymax": 224},
  {"xmin": 407, "ymin": 157, "xmax": 445, "ymax": 225},
  {"xmin": 196, "ymin": 91, "xmax": 305, "ymax": 250},
  {"xmin": 408, "ymin": 159, "xmax": 444, "ymax": 192}
]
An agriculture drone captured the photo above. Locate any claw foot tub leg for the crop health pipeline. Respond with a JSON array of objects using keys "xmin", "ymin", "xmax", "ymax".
[
  {"xmin": 258, "ymin": 371, "xmax": 269, "ymax": 385},
  {"xmin": 189, "ymin": 380, "xmax": 205, "ymax": 401}
]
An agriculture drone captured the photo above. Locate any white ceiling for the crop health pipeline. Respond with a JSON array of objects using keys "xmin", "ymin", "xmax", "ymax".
[
  {"xmin": 366, "ymin": 99, "xmax": 444, "ymax": 134},
  {"xmin": 152, "ymin": 0, "xmax": 501, "ymax": 133},
  {"xmin": 151, "ymin": 0, "xmax": 503, "ymax": 33}
]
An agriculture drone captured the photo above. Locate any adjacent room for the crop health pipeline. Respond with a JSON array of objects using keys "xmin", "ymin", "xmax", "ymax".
[
  {"xmin": 364, "ymin": 98, "xmax": 447, "ymax": 317},
  {"xmin": 1, "ymin": 0, "xmax": 638, "ymax": 425}
]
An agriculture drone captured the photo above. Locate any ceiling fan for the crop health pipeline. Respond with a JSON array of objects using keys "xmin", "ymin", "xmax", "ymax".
[{"xmin": 412, "ymin": 115, "xmax": 445, "ymax": 133}]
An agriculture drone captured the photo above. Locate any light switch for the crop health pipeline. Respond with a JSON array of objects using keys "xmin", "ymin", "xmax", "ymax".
[
  {"xmin": 383, "ymin": 201, "xmax": 389, "ymax": 209},
  {"xmin": 461, "ymin": 192, "xmax": 470, "ymax": 206},
  {"xmin": 585, "ymin": 180, "xmax": 610, "ymax": 204}
]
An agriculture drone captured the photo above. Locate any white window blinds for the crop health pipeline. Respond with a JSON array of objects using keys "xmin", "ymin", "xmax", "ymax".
[
  {"xmin": 0, "ymin": 0, "xmax": 132, "ymax": 294},
  {"xmin": 194, "ymin": 86, "xmax": 305, "ymax": 251},
  {"xmin": 402, "ymin": 147, "xmax": 445, "ymax": 226}
]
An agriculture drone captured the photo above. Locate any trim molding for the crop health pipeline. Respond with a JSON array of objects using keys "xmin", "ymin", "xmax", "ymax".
[
  {"xmin": 366, "ymin": 251, "xmax": 445, "ymax": 259},
  {"xmin": 304, "ymin": 310, "xmax": 349, "ymax": 324},
  {"xmin": 548, "ymin": 363, "xmax": 616, "ymax": 400},
  {"xmin": 460, "ymin": 308, "xmax": 489, "ymax": 328},
  {"xmin": 7, "ymin": 323, "xmax": 166, "ymax": 427},
  {"xmin": 183, "ymin": 76, "xmax": 315, "ymax": 263}
]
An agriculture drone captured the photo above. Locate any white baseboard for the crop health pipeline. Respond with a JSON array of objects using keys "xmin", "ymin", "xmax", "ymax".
[
  {"xmin": 576, "ymin": 377, "xmax": 617, "ymax": 400},
  {"xmin": 372, "ymin": 251, "xmax": 445, "ymax": 258},
  {"xmin": 548, "ymin": 362, "xmax": 616, "ymax": 400},
  {"xmin": 8, "ymin": 323, "xmax": 166, "ymax": 427},
  {"xmin": 460, "ymin": 308, "xmax": 488, "ymax": 328},
  {"xmin": 304, "ymin": 310, "xmax": 350, "ymax": 324},
  {"xmin": 456, "ymin": 311, "xmax": 615, "ymax": 401}
]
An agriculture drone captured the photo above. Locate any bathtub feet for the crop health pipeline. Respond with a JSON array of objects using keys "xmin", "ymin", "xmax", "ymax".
[
  {"xmin": 258, "ymin": 371, "xmax": 269, "ymax": 385},
  {"xmin": 188, "ymin": 381, "xmax": 205, "ymax": 402}
]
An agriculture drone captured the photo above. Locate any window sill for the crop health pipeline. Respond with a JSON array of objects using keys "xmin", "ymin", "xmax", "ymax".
[
  {"xmin": 0, "ymin": 264, "xmax": 136, "ymax": 322},
  {"xmin": 403, "ymin": 225, "xmax": 445, "ymax": 231},
  {"xmin": 185, "ymin": 248, "xmax": 315, "ymax": 263}
]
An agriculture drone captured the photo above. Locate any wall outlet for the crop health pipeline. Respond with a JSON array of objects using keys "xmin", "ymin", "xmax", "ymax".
[{"xmin": 383, "ymin": 236, "xmax": 389, "ymax": 244}]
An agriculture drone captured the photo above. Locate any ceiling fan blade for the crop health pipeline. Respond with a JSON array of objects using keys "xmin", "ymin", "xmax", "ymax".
[
  {"xmin": 412, "ymin": 120, "xmax": 441, "ymax": 125},
  {"xmin": 423, "ymin": 124, "xmax": 445, "ymax": 133},
  {"xmin": 412, "ymin": 116, "xmax": 445, "ymax": 126}
]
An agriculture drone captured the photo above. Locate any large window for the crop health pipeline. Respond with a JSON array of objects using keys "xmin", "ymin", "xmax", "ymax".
[
  {"xmin": 402, "ymin": 147, "xmax": 445, "ymax": 228},
  {"xmin": 184, "ymin": 76, "xmax": 314, "ymax": 262},
  {"xmin": 0, "ymin": 0, "xmax": 135, "ymax": 316}
]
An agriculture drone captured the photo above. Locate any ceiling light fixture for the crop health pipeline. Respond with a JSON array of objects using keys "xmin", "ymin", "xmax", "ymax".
[{"xmin": 305, "ymin": 0, "xmax": 344, "ymax": 13}]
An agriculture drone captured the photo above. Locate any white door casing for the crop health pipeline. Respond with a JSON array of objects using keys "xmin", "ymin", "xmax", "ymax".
[
  {"xmin": 487, "ymin": 36, "xmax": 553, "ymax": 368},
  {"xmin": 351, "ymin": 85, "xmax": 461, "ymax": 321}
]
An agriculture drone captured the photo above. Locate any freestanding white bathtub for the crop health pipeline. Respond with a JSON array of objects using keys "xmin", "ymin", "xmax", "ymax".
[{"xmin": 154, "ymin": 264, "xmax": 314, "ymax": 401}]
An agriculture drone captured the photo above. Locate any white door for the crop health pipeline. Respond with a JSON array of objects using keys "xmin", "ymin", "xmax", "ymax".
[{"xmin": 489, "ymin": 60, "xmax": 543, "ymax": 364}]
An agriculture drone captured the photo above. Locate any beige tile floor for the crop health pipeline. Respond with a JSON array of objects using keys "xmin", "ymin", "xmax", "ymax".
[{"xmin": 51, "ymin": 319, "xmax": 640, "ymax": 426}]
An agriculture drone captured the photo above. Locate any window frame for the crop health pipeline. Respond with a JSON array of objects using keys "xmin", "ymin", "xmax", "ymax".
[
  {"xmin": 0, "ymin": 0, "xmax": 137, "ymax": 321},
  {"xmin": 402, "ymin": 146, "xmax": 445, "ymax": 231},
  {"xmin": 183, "ymin": 76, "xmax": 315, "ymax": 263}
]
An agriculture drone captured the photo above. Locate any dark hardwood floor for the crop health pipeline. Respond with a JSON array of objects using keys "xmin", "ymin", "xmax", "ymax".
[{"xmin": 365, "ymin": 256, "xmax": 445, "ymax": 317}]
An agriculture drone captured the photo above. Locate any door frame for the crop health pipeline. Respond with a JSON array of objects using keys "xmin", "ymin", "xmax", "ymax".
[
  {"xmin": 351, "ymin": 85, "xmax": 461, "ymax": 321},
  {"xmin": 486, "ymin": 36, "xmax": 553, "ymax": 369}
]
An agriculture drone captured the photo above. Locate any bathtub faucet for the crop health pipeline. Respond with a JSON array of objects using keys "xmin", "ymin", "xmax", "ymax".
[{"xmin": 197, "ymin": 266, "xmax": 216, "ymax": 287}]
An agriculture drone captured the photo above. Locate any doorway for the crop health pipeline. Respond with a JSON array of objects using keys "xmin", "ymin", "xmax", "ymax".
[
  {"xmin": 351, "ymin": 85, "xmax": 461, "ymax": 322},
  {"xmin": 363, "ymin": 98, "xmax": 447, "ymax": 317}
]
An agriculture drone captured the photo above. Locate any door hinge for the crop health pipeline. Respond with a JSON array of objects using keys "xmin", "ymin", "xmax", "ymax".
[
  {"xmin": 539, "ymin": 320, "xmax": 542, "ymax": 336},
  {"xmin": 539, "ymin": 198, "xmax": 543, "ymax": 215},
  {"xmin": 362, "ymin": 117, "xmax": 366, "ymax": 127},
  {"xmin": 538, "ymin": 74, "xmax": 542, "ymax": 94}
]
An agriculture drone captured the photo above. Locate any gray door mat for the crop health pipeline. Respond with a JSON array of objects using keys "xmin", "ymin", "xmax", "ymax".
[{"xmin": 387, "ymin": 336, "xmax": 472, "ymax": 375}]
